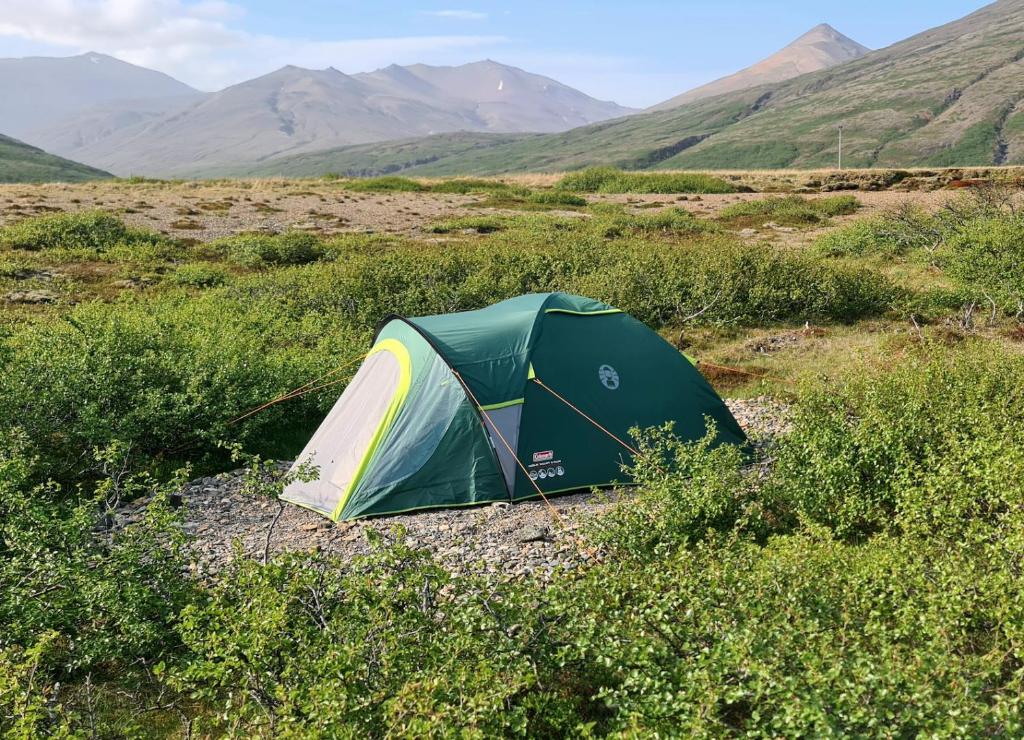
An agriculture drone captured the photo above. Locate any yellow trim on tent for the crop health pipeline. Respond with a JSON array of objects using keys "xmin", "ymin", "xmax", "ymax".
[
  {"xmin": 527, "ymin": 363, "xmax": 536, "ymax": 380},
  {"xmin": 544, "ymin": 308, "xmax": 622, "ymax": 316},
  {"xmin": 480, "ymin": 398, "xmax": 524, "ymax": 411},
  {"xmin": 331, "ymin": 338, "xmax": 412, "ymax": 521}
]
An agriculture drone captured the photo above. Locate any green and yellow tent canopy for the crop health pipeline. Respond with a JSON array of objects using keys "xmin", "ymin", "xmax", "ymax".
[{"xmin": 282, "ymin": 293, "xmax": 746, "ymax": 521}]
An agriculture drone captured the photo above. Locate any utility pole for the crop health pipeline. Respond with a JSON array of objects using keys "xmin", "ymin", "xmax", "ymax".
[{"xmin": 837, "ymin": 124, "xmax": 844, "ymax": 170}]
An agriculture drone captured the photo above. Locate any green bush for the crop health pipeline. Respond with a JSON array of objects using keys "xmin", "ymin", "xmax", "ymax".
[
  {"xmin": 719, "ymin": 194, "xmax": 859, "ymax": 225},
  {"xmin": 429, "ymin": 178, "xmax": 514, "ymax": 194},
  {"xmin": 0, "ymin": 210, "xmax": 166, "ymax": 254},
  {"xmin": 211, "ymin": 231, "xmax": 324, "ymax": 268},
  {"xmin": 170, "ymin": 262, "xmax": 229, "ymax": 288},
  {"xmin": 815, "ymin": 206, "xmax": 939, "ymax": 258},
  {"xmin": 426, "ymin": 215, "xmax": 509, "ymax": 234},
  {"xmin": 344, "ymin": 176, "xmax": 426, "ymax": 192},
  {"xmin": 0, "ymin": 433, "xmax": 194, "ymax": 736},
  {"xmin": 0, "ymin": 292, "xmax": 362, "ymax": 483},
  {"xmin": 557, "ymin": 167, "xmax": 736, "ymax": 194},
  {"xmin": 943, "ymin": 215, "xmax": 1024, "ymax": 316},
  {"xmin": 767, "ymin": 344, "xmax": 1024, "ymax": 540},
  {"xmin": 525, "ymin": 189, "xmax": 588, "ymax": 207}
]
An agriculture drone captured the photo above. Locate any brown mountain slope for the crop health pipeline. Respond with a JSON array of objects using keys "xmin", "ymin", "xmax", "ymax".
[{"xmin": 651, "ymin": 24, "xmax": 870, "ymax": 111}]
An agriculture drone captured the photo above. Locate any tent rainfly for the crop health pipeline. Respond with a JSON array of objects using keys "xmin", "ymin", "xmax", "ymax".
[{"xmin": 282, "ymin": 293, "xmax": 746, "ymax": 521}]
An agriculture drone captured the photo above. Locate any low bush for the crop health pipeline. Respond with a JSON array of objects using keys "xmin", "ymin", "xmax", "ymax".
[
  {"xmin": 211, "ymin": 231, "xmax": 325, "ymax": 268},
  {"xmin": 170, "ymin": 262, "xmax": 230, "ymax": 288},
  {"xmin": 815, "ymin": 205, "xmax": 939, "ymax": 258},
  {"xmin": 525, "ymin": 189, "xmax": 588, "ymax": 207},
  {"xmin": 429, "ymin": 178, "xmax": 515, "ymax": 194},
  {"xmin": 0, "ymin": 292, "xmax": 362, "ymax": 483},
  {"xmin": 0, "ymin": 210, "xmax": 167, "ymax": 254},
  {"xmin": 557, "ymin": 167, "xmax": 736, "ymax": 194},
  {"xmin": 343, "ymin": 176, "xmax": 426, "ymax": 192},
  {"xmin": 943, "ymin": 215, "xmax": 1024, "ymax": 317},
  {"xmin": 767, "ymin": 344, "xmax": 1024, "ymax": 540},
  {"xmin": 426, "ymin": 215, "xmax": 509, "ymax": 234},
  {"xmin": 0, "ymin": 433, "xmax": 195, "ymax": 736},
  {"xmin": 719, "ymin": 194, "xmax": 859, "ymax": 225}
]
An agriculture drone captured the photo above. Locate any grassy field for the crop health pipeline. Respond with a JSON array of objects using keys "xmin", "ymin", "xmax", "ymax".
[{"xmin": 3, "ymin": 170, "xmax": 1024, "ymax": 735}]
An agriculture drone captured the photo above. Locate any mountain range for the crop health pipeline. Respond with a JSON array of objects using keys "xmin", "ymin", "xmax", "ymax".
[
  {"xmin": 3, "ymin": 1, "xmax": 1024, "ymax": 179},
  {"xmin": 0, "ymin": 54, "xmax": 633, "ymax": 177},
  {"xmin": 248, "ymin": 0, "xmax": 1024, "ymax": 176}
]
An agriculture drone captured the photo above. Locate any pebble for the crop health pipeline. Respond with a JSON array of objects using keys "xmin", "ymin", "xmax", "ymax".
[{"xmin": 115, "ymin": 398, "xmax": 788, "ymax": 580}]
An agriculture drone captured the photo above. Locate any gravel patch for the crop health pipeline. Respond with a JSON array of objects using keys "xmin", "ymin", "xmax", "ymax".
[{"xmin": 116, "ymin": 398, "xmax": 790, "ymax": 580}]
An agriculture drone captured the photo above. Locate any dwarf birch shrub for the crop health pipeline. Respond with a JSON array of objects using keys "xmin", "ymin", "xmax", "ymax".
[{"xmin": 767, "ymin": 343, "xmax": 1024, "ymax": 540}]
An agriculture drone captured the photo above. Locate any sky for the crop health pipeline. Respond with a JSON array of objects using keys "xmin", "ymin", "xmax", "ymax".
[{"xmin": 0, "ymin": 0, "xmax": 994, "ymax": 107}]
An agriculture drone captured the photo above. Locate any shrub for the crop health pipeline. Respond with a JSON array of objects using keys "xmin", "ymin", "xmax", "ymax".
[
  {"xmin": 587, "ymin": 423, "xmax": 754, "ymax": 560},
  {"xmin": 766, "ymin": 344, "xmax": 1024, "ymax": 540},
  {"xmin": 719, "ymin": 194, "xmax": 859, "ymax": 225},
  {"xmin": 212, "ymin": 231, "xmax": 324, "ymax": 268},
  {"xmin": 426, "ymin": 215, "xmax": 509, "ymax": 234},
  {"xmin": 430, "ymin": 178, "xmax": 514, "ymax": 194},
  {"xmin": 0, "ymin": 292, "xmax": 361, "ymax": 483},
  {"xmin": 170, "ymin": 262, "xmax": 229, "ymax": 288},
  {"xmin": 171, "ymin": 534, "xmax": 556, "ymax": 737},
  {"xmin": 815, "ymin": 205, "xmax": 939, "ymax": 258},
  {"xmin": 943, "ymin": 215, "xmax": 1024, "ymax": 316},
  {"xmin": 344, "ymin": 176, "xmax": 426, "ymax": 192},
  {"xmin": 557, "ymin": 167, "xmax": 736, "ymax": 194},
  {"xmin": 525, "ymin": 190, "xmax": 588, "ymax": 207},
  {"xmin": 0, "ymin": 210, "xmax": 166, "ymax": 254},
  {"xmin": 0, "ymin": 434, "xmax": 194, "ymax": 736}
]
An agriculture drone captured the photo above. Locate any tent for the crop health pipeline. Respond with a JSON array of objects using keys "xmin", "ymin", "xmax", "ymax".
[{"xmin": 282, "ymin": 293, "xmax": 746, "ymax": 521}]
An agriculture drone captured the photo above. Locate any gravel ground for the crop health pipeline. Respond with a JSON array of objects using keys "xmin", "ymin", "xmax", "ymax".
[
  {"xmin": 116, "ymin": 397, "xmax": 790, "ymax": 580},
  {"xmin": 0, "ymin": 181, "xmax": 957, "ymax": 239}
]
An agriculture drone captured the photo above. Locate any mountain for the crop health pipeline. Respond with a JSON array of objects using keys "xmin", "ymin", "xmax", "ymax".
[
  {"xmin": 25, "ymin": 59, "xmax": 632, "ymax": 177},
  {"xmin": 285, "ymin": 0, "xmax": 1024, "ymax": 174},
  {"xmin": 650, "ymin": 24, "xmax": 869, "ymax": 111},
  {"xmin": 0, "ymin": 133, "xmax": 112, "ymax": 183},
  {"xmin": 361, "ymin": 60, "xmax": 635, "ymax": 132},
  {"xmin": 0, "ymin": 52, "xmax": 203, "ymax": 142}
]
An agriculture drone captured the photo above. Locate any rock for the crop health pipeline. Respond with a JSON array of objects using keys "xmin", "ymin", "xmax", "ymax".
[
  {"xmin": 300, "ymin": 522, "xmax": 319, "ymax": 532},
  {"xmin": 518, "ymin": 525, "xmax": 549, "ymax": 543},
  {"xmin": 739, "ymin": 228, "xmax": 758, "ymax": 238},
  {"xmin": 5, "ymin": 289, "xmax": 57, "ymax": 304},
  {"xmin": 111, "ymin": 277, "xmax": 154, "ymax": 289}
]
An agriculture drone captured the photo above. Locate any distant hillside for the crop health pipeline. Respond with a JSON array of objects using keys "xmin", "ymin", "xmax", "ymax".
[
  {"xmin": 217, "ymin": 133, "xmax": 535, "ymax": 178},
  {"xmin": 0, "ymin": 134, "xmax": 112, "ymax": 183},
  {"xmin": 649, "ymin": 24, "xmax": 869, "ymax": 111},
  {"xmin": 23, "ymin": 59, "xmax": 632, "ymax": 177},
  {"xmin": 268, "ymin": 0, "xmax": 1024, "ymax": 174},
  {"xmin": 0, "ymin": 52, "xmax": 202, "ymax": 142}
]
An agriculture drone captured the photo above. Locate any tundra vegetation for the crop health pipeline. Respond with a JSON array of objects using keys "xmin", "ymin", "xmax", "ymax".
[{"xmin": 1, "ymin": 176, "xmax": 1023, "ymax": 737}]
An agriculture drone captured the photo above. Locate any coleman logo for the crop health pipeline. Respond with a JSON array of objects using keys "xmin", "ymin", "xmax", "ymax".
[
  {"xmin": 598, "ymin": 364, "xmax": 620, "ymax": 390},
  {"xmin": 533, "ymin": 450, "xmax": 554, "ymax": 463}
]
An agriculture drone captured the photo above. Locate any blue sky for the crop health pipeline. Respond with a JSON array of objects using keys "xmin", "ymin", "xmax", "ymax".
[{"xmin": 0, "ymin": 0, "xmax": 992, "ymax": 106}]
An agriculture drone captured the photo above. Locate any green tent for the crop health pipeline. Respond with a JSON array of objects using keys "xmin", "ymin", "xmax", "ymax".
[{"xmin": 282, "ymin": 293, "xmax": 746, "ymax": 521}]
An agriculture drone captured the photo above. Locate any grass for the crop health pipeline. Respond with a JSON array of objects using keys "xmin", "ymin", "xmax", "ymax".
[
  {"xmin": 343, "ymin": 176, "xmax": 427, "ymax": 193},
  {"xmin": 557, "ymin": 167, "xmax": 737, "ymax": 194}
]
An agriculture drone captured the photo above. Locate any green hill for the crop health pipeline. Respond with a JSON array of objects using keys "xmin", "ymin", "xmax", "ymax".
[
  {"xmin": 0, "ymin": 134, "xmax": 112, "ymax": 183},
  {"xmin": 247, "ymin": 0, "xmax": 1024, "ymax": 175}
]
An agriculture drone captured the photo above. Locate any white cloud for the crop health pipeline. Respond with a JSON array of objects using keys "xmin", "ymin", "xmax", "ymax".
[
  {"xmin": 423, "ymin": 10, "xmax": 489, "ymax": 21},
  {"xmin": 0, "ymin": 0, "xmax": 506, "ymax": 90}
]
